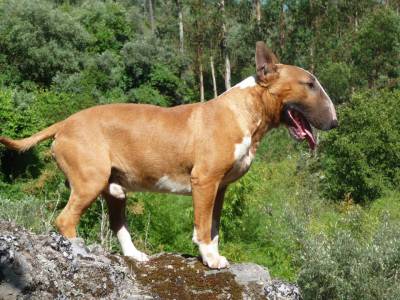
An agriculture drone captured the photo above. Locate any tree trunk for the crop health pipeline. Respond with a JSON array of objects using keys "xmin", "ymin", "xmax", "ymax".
[
  {"xmin": 197, "ymin": 41, "xmax": 205, "ymax": 102},
  {"xmin": 176, "ymin": 0, "xmax": 184, "ymax": 53},
  {"xmin": 279, "ymin": 1, "xmax": 286, "ymax": 50},
  {"xmin": 254, "ymin": 0, "xmax": 261, "ymax": 27},
  {"xmin": 225, "ymin": 55, "xmax": 231, "ymax": 90},
  {"xmin": 220, "ymin": 0, "xmax": 231, "ymax": 90},
  {"xmin": 148, "ymin": 0, "xmax": 155, "ymax": 33},
  {"xmin": 210, "ymin": 56, "xmax": 217, "ymax": 98},
  {"xmin": 199, "ymin": 60, "xmax": 204, "ymax": 102}
]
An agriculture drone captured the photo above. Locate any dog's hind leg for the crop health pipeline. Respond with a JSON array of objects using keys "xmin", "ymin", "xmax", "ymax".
[
  {"xmin": 53, "ymin": 140, "xmax": 111, "ymax": 238},
  {"xmin": 103, "ymin": 190, "xmax": 149, "ymax": 262}
]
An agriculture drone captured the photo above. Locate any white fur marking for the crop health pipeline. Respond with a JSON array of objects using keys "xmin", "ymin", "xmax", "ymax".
[
  {"xmin": 109, "ymin": 183, "xmax": 125, "ymax": 199},
  {"xmin": 198, "ymin": 235, "xmax": 229, "ymax": 269},
  {"xmin": 156, "ymin": 175, "xmax": 191, "ymax": 194},
  {"xmin": 117, "ymin": 226, "xmax": 149, "ymax": 262},
  {"xmin": 236, "ymin": 76, "xmax": 257, "ymax": 89},
  {"xmin": 243, "ymin": 151, "xmax": 254, "ymax": 167},
  {"xmin": 192, "ymin": 228, "xmax": 199, "ymax": 245},
  {"xmin": 298, "ymin": 66, "xmax": 337, "ymax": 121},
  {"xmin": 220, "ymin": 76, "xmax": 257, "ymax": 96},
  {"xmin": 234, "ymin": 136, "xmax": 252, "ymax": 160}
]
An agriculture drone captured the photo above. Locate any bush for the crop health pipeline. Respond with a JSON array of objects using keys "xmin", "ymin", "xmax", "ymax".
[
  {"xmin": 317, "ymin": 62, "xmax": 352, "ymax": 104},
  {"xmin": 298, "ymin": 216, "xmax": 400, "ymax": 300},
  {"xmin": 0, "ymin": 0, "xmax": 90, "ymax": 85},
  {"xmin": 351, "ymin": 8, "xmax": 400, "ymax": 88},
  {"xmin": 53, "ymin": 50, "xmax": 128, "ymax": 99},
  {"xmin": 78, "ymin": 0, "xmax": 132, "ymax": 53},
  {"xmin": 319, "ymin": 89, "xmax": 400, "ymax": 202},
  {"xmin": 128, "ymin": 84, "xmax": 170, "ymax": 107}
]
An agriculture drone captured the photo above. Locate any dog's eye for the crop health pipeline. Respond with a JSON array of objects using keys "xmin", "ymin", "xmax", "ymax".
[{"xmin": 307, "ymin": 82, "xmax": 315, "ymax": 89}]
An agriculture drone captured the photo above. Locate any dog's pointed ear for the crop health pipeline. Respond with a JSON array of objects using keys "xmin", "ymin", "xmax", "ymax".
[{"xmin": 255, "ymin": 41, "xmax": 278, "ymax": 81}]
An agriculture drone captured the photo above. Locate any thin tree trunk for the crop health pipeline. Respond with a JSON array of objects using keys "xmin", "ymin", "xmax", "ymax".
[
  {"xmin": 254, "ymin": 0, "xmax": 261, "ymax": 27},
  {"xmin": 148, "ymin": 0, "xmax": 155, "ymax": 33},
  {"xmin": 279, "ymin": 1, "xmax": 286, "ymax": 50},
  {"xmin": 176, "ymin": 0, "xmax": 184, "ymax": 53},
  {"xmin": 210, "ymin": 56, "xmax": 217, "ymax": 98},
  {"xmin": 355, "ymin": 9, "xmax": 358, "ymax": 31},
  {"xmin": 199, "ymin": 60, "xmax": 204, "ymax": 101},
  {"xmin": 225, "ymin": 55, "xmax": 231, "ymax": 90},
  {"xmin": 177, "ymin": 1, "xmax": 184, "ymax": 53},
  {"xmin": 220, "ymin": 0, "xmax": 231, "ymax": 90},
  {"xmin": 197, "ymin": 42, "xmax": 205, "ymax": 102}
]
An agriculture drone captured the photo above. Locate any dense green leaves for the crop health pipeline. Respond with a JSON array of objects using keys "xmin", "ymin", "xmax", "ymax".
[
  {"xmin": 320, "ymin": 90, "xmax": 400, "ymax": 202},
  {"xmin": 352, "ymin": 8, "xmax": 400, "ymax": 88},
  {"xmin": 0, "ymin": 0, "xmax": 90, "ymax": 85}
]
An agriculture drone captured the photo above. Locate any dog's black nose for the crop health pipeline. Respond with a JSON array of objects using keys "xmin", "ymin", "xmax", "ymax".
[{"xmin": 330, "ymin": 119, "xmax": 338, "ymax": 129}]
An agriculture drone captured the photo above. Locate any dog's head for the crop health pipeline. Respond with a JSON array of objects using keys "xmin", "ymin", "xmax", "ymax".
[{"xmin": 255, "ymin": 41, "xmax": 338, "ymax": 150}]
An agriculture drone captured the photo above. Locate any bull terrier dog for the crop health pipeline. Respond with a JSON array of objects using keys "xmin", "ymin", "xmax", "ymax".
[{"xmin": 0, "ymin": 42, "xmax": 337, "ymax": 269}]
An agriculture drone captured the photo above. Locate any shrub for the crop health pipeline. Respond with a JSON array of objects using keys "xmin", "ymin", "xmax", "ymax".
[
  {"xmin": 128, "ymin": 84, "xmax": 170, "ymax": 107},
  {"xmin": 317, "ymin": 62, "xmax": 352, "ymax": 104},
  {"xmin": 0, "ymin": 0, "xmax": 90, "ymax": 85},
  {"xmin": 78, "ymin": 0, "xmax": 132, "ymax": 53},
  {"xmin": 319, "ymin": 89, "xmax": 400, "ymax": 202},
  {"xmin": 298, "ymin": 216, "xmax": 400, "ymax": 300},
  {"xmin": 351, "ymin": 8, "xmax": 400, "ymax": 88}
]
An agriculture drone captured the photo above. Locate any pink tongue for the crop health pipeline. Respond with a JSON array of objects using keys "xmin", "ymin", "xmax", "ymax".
[
  {"xmin": 288, "ymin": 110, "xmax": 316, "ymax": 150},
  {"xmin": 304, "ymin": 128, "xmax": 316, "ymax": 150}
]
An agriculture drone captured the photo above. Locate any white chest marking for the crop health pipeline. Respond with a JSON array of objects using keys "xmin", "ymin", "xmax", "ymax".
[
  {"xmin": 156, "ymin": 176, "xmax": 191, "ymax": 194},
  {"xmin": 231, "ymin": 135, "xmax": 254, "ymax": 175},
  {"xmin": 234, "ymin": 136, "xmax": 252, "ymax": 160}
]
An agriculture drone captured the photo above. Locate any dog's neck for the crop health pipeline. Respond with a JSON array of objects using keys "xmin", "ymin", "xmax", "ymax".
[{"xmin": 216, "ymin": 76, "xmax": 283, "ymax": 146}]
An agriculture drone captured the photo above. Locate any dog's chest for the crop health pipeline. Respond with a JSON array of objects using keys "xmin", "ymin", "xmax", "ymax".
[{"xmin": 223, "ymin": 136, "xmax": 254, "ymax": 184}]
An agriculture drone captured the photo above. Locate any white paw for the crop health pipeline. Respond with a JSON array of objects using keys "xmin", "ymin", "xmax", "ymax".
[
  {"xmin": 203, "ymin": 254, "xmax": 230, "ymax": 269},
  {"xmin": 126, "ymin": 250, "xmax": 149, "ymax": 262}
]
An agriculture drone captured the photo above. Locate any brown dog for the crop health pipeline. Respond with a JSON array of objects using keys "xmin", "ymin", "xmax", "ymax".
[{"xmin": 0, "ymin": 42, "xmax": 337, "ymax": 269}]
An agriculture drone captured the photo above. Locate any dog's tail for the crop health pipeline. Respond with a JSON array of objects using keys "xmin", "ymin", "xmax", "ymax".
[{"xmin": 0, "ymin": 121, "xmax": 65, "ymax": 152}]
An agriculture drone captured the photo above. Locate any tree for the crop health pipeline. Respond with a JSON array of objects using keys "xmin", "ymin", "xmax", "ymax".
[
  {"xmin": 352, "ymin": 8, "xmax": 400, "ymax": 88},
  {"xmin": 220, "ymin": 0, "xmax": 231, "ymax": 90},
  {"xmin": 176, "ymin": 0, "xmax": 184, "ymax": 53},
  {"xmin": 0, "ymin": 0, "xmax": 90, "ymax": 86}
]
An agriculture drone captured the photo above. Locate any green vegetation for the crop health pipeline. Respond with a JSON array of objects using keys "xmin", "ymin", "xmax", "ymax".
[{"xmin": 0, "ymin": 1, "xmax": 399, "ymax": 299}]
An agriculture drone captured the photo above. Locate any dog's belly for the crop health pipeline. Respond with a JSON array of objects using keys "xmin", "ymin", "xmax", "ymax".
[
  {"xmin": 129, "ymin": 175, "xmax": 192, "ymax": 195},
  {"xmin": 111, "ymin": 167, "xmax": 192, "ymax": 196}
]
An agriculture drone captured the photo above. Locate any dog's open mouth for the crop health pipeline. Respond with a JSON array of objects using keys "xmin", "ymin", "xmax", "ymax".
[{"xmin": 283, "ymin": 107, "xmax": 316, "ymax": 150}]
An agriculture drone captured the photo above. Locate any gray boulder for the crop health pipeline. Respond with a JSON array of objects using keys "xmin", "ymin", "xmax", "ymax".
[{"xmin": 0, "ymin": 220, "xmax": 301, "ymax": 299}]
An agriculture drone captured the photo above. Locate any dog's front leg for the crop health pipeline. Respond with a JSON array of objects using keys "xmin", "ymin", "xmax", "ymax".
[{"xmin": 191, "ymin": 174, "xmax": 229, "ymax": 269}]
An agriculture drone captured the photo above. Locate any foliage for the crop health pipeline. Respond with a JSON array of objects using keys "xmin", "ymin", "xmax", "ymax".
[
  {"xmin": 77, "ymin": 0, "xmax": 132, "ymax": 53},
  {"xmin": 351, "ymin": 8, "xmax": 400, "ymax": 88},
  {"xmin": 129, "ymin": 84, "xmax": 169, "ymax": 107},
  {"xmin": 317, "ymin": 62, "xmax": 352, "ymax": 104},
  {"xmin": 298, "ymin": 215, "xmax": 400, "ymax": 300},
  {"xmin": 0, "ymin": 0, "xmax": 90, "ymax": 85},
  {"xmin": 320, "ymin": 90, "xmax": 400, "ymax": 202}
]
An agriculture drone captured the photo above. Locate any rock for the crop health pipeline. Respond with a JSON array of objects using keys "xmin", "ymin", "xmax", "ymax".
[
  {"xmin": 0, "ymin": 220, "xmax": 301, "ymax": 299},
  {"xmin": 264, "ymin": 280, "xmax": 302, "ymax": 300}
]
